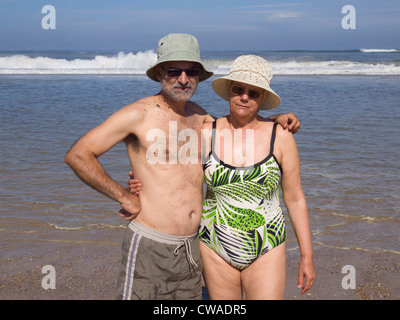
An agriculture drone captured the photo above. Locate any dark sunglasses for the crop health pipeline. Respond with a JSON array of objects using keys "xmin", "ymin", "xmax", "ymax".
[
  {"xmin": 161, "ymin": 66, "xmax": 201, "ymax": 78},
  {"xmin": 230, "ymin": 85, "xmax": 262, "ymax": 100}
]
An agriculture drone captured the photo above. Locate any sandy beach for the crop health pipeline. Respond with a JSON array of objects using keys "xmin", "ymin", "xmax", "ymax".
[
  {"xmin": 1, "ymin": 62, "xmax": 399, "ymax": 302},
  {"xmin": 1, "ymin": 235, "xmax": 398, "ymax": 300}
]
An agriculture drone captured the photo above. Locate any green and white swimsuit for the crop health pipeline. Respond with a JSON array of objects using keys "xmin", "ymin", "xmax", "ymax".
[{"xmin": 199, "ymin": 122, "xmax": 286, "ymax": 270}]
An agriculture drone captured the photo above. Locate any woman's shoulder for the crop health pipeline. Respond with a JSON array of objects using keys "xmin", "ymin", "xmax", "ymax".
[
  {"xmin": 256, "ymin": 116, "xmax": 275, "ymax": 130},
  {"xmin": 274, "ymin": 121, "xmax": 298, "ymax": 158},
  {"xmin": 275, "ymin": 122, "xmax": 295, "ymax": 138}
]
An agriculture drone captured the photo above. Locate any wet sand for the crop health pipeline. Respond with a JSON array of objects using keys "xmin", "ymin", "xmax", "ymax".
[
  {"xmin": 1, "ymin": 73, "xmax": 399, "ymax": 302},
  {"xmin": 1, "ymin": 238, "xmax": 398, "ymax": 300}
]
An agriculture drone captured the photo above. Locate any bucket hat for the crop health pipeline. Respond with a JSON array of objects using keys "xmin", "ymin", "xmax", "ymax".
[
  {"xmin": 212, "ymin": 55, "xmax": 281, "ymax": 110},
  {"xmin": 146, "ymin": 33, "xmax": 213, "ymax": 82}
]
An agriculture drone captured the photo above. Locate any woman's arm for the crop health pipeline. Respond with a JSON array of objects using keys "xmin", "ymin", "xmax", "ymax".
[{"xmin": 277, "ymin": 127, "xmax": 316, "ymax": 294}]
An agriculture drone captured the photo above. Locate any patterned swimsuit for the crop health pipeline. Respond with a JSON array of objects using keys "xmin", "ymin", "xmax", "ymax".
[{"xmin": 199, "ymin": 122, "xmax": 286, "ymax": 270}]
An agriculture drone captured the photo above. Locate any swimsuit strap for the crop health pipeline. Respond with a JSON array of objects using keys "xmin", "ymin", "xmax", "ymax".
[
  {"xmin": 270, "ymin": 123, "xmax": 278, "ymax": 155},
  {"xmin": 211, "ymin": 120, "xmax": 217, "ymax": 155}
]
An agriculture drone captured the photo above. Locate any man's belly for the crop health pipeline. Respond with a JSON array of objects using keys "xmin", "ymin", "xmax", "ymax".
[
  {"xmin": 128, "ymin": 154, "xmax": 205, "ymax": 236},
  {"xmin": 134, "ymin": 190, "xmax": 203, "ymax": 236}
]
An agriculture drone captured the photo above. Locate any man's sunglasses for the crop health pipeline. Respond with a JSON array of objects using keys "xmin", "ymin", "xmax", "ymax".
[
  {"xmin": 161, "ymin": 66, "xmax": 201, "ymax": 78},
  {"xmin": 230, "ymin": 85, "xmax": 262, "ymax": 100}
]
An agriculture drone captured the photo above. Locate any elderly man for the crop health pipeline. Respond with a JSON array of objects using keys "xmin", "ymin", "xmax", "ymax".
[{"xmin": 64, "ymin": 33, "xmax": 299, "ymax": 300}]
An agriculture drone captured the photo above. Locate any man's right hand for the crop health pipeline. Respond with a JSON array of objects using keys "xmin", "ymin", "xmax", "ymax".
[{"xmin": 119, "ymin": 194, "xmax": 140, "ymax": 221}]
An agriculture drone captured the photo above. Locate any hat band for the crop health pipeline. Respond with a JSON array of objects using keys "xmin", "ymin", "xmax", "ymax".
[{"xmin": 229, "ymin": 69, "xmax": 271, "ymax": 85}]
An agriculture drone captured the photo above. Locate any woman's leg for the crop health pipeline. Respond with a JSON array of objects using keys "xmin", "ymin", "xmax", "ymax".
[
  {"xmin": 200, "ymin": 242, "xmax": 242, "ymax": 300},
  {"xmin": 241, "ymin": 242, "xmax": 287, "ymax": 300}
]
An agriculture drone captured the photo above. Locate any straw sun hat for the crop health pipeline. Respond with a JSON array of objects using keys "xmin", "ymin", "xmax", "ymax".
[
  {"xmin": 146, "ymin": 33, "xmax": 213, "ymax": 82},
  {"xmin": 212, "ymin": 55, "xmax": 281, "ymax": 110}
]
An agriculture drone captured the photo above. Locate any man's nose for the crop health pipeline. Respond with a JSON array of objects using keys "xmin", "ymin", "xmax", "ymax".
[{"xmin": 178, "ymin": 71, "xmax": 189, "ymax": 85}]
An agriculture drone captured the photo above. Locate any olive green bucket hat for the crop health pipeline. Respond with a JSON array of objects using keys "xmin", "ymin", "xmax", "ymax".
[{"xmin": 146, "ymin": 33, "xmax": 213, "ymax": 82}]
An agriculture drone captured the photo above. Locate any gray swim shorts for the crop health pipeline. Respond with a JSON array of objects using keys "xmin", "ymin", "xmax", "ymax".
[{"xmin": 116, "ymin": 220, "xmax": 202, "ymax": 300}]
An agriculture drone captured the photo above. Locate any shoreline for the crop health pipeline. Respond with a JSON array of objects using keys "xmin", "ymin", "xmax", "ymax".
[{"xmin": 1, "ymin": 239, "xmax": 398, "ymax": 300}]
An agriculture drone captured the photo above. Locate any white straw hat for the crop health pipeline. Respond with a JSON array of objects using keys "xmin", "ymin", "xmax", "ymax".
[
  {"xmin": 212, "ymin": 55, "xmax": 281, "ymax": 110},
  {"xmin": 146, "ymin": 33, "xmax": 213, "ymax": 82}
]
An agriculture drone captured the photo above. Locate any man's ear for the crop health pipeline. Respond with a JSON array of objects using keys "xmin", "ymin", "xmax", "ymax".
[{"xmin": 155, "ymin": 65, "xmax": 162, "ymax": 82}]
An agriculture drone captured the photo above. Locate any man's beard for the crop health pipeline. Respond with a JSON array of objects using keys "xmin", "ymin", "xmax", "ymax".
[{"xmin": 161, "ymin": 80, "xmax": 196, "ymax": 102}]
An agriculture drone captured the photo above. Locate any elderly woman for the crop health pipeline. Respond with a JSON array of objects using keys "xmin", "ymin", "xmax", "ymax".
[
  {"xmin": 127, "ymin": 54, "xmax": 314, "ymax": 300},
  {"xmin": 199, "ymin": 55, "xmax": 315, "ymax": 299}
]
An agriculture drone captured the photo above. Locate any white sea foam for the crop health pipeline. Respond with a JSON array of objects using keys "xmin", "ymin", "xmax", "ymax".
[
  {"xmin": 1, "ymin": 50, "xmax": 400, "ymax": 75},
  {"xmin": 210, "ymin": 59, "xmax": 400, "ymax": 76},
  {"xmin": 360, "ymin": 48, "xmax": 399, "ymax": 53},
  {"xmin": 0, "ymin": 50, "xmax": 157, "ymax": 75},
  {"xmin": 269, "ymin": 60, "xmax": 400, "ymax": 75}
]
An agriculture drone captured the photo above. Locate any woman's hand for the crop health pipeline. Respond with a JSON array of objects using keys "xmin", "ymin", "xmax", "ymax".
[
  {"xmin": 119, "ymin": 171, "xmax": 142, "ymax": 221},
  {"xmin": 298, "ymin": 256, "xmax": 316, "ymax": 294},
  {"xmin": 126, "ymin": 171, "xmax": 142, "ymax": 194}
]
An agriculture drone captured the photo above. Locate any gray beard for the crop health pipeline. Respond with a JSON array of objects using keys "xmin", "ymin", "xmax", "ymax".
[{"xmin": 161, "ymin": 80, "xmax": 195, "ymax": 102}]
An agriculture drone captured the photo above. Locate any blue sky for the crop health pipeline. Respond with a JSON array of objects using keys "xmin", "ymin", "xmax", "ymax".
[{"xmin": 0, "ymin": 0, "xmax": 399, "ymax": 51}]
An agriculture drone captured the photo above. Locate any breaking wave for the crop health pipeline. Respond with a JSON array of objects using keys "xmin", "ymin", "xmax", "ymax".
[
  {"xmin": 0, "ymin": 50, "xmax": 157, "ymax": 75},
  {"xmin": 360, "ymin": 48, "xmax": 399, "ymax": 53},
  {"xmin": 1, "ymin": 50, "xmax": 400, "ymax": 75}
]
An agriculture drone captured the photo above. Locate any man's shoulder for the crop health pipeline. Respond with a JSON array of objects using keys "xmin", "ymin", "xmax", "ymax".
[
  {"xmin": 120, "ymin": 95, "xmax": 159, "ymax": 116},
  {"xmin": 187, "ymin": 101, "xmax": 214, "ymax": 122},
  {"xmin": 124, "ymin": 96, "xmax": 155, "ymax": 109},
  {"xmin": 186, "ymin": 101, "xmax": 207, "ymax": 115}
]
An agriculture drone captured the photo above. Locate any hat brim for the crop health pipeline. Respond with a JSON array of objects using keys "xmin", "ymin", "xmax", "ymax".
[
  {"xmin": 146, "ymin": 51, "xmax": 213, "ymax": 82},
  {"xmin": 212, "ymin": 74, "xmax": 281, "ymax": 110}
]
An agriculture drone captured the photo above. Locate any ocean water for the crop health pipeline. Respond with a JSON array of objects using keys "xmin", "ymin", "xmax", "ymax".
[
  {"xmin": 1, "ymin": 49, "xmax": 400, "ymax": 75},
  {"xmin": 0, "ymin": 49, "xmax": 399, "ymax": 258}
]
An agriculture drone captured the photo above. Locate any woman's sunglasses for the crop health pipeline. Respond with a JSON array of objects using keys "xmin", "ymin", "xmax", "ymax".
[{"xmin": 230, "ymin": 85, "xmax": 262, "ymax": 100}]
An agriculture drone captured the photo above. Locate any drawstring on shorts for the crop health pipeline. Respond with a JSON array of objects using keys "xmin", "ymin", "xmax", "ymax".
[{"xmin": 174, "ymin": 238, "xmax": 198, "ymax": 270}]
